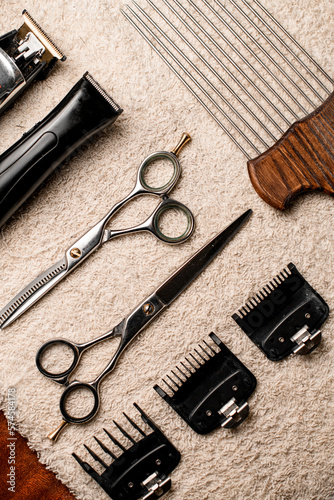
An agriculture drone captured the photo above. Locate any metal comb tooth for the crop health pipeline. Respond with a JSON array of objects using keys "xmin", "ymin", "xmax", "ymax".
[
  {"xmin": 83, "ymin": 444, "xmax": 108, "ymax": 469},
  {"xmin": 156, "ymin": 0, "xmax": 286, "ymax": 133},
  {"xmin": 146, "ymin": 0, "xmax": 276, "ymax": 147},
  {"xmin": 246, "ymin": 0, "xmax": 333, "ymax": 90},
  {"xmin": 122, "ymin": 5, "xmax": 251, "ymax": 157},
  {"xmin": 198, "ymin": 0, "xmax": 310, "ymax": 114},
  {"xmin": 122, "ymin": 0, "xmax": 333, "ymax": 160},
  {"xmin": 210, "ymin": 0, "xmax": 318, "ymax": 108},
  {"xmin": 129, "ymin": 0, "xmax": 263, "ymax": 155},
  {"xmin": 103, "ymin": 428, "xmax": 126, "ymax": 451},
  {"xmin": 94, "ymin": 436, "xmax": 117, "ymax": 460},
  {"xmin": 170, "ymin": 0, "xmax": 296, "ymax": 125},
  {"xmin": 232, "ymin": 0, "xmax": 325, "ymax": 99}
]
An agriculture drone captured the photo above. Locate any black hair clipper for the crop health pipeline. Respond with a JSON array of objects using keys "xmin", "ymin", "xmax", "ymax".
[
  {"xmin": 0, "ymin": 10, "xmax": 66, "ymax": 115},
  {"xmin": 0, "ymin": 72, "xmax": 123, "ymax": 228}
]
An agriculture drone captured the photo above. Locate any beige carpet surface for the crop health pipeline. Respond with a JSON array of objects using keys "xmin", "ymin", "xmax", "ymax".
[{"xmin": 0, "ymin": 0, "xmax": 333, "ymax": 499}]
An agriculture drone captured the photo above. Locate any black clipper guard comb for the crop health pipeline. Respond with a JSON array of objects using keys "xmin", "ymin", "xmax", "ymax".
[
  {"xmin": 154, "ymin": 333, "xmax": 257, "ymax": 434},
  {"xmin": 0, "ymin": 10, "xmax": 66, "ymax": 115},
  {"xmin": 72, "ymin": 403, "xmax": 181, "ymax": 500},
  {"xmin": 233, "ymin": 263, "xmax": 329, "ymax": 361},
  {"xmin": 0, "ymin": 72, "xmax": 122, "ymax": 228}
]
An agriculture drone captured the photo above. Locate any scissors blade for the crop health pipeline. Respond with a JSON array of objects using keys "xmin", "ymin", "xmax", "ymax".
[
  {"xmin": 155, "ymin": 209, "xmax": 252, "ymax": 305},
  {"xmin": 0, "ymin": 256, "xmax": 68, "ymax": 329}
]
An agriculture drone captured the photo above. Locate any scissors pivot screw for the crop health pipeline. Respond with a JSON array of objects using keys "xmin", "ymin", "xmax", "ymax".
[
  {"xmin": 142, "ymin": 302, "xmax": 155, "ymax": 315},
  {"xmin": 70, "ymin": 248, "xmax": 81, "ymax": 259}
]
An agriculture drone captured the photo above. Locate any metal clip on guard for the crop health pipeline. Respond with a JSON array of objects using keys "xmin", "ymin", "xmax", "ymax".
[{"xmin": 0, "ymin": 72, "xmax": 123, "ymax": 228}]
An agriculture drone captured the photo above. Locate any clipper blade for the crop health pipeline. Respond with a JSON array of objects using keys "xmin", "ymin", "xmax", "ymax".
[
  {"xmin": 20, "ymin": 10, "xmax": 66, "ymax": 62},
  {"xmin": 154, "ymin": 333, "xmax": 257, "ymax": 434},
  {"xmin": 84, "ymin": 72, "xmax": 123, "ymax": 113},
  {"xmin": 0, "ymin": 10, "xmax": 66, "ymax": 114}
]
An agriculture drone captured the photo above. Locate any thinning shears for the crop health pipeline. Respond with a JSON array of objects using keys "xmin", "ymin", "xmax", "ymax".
[
  {"xmin": 0, "ymin": 133, "xmax": 195, "ymax": 329},
  {"xmin": 35, "ymin": 209, "xmax": 252, "ymax": 441}
]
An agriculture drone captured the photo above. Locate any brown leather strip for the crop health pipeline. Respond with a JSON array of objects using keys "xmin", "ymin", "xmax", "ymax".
[{"xmin": 0, "ymin": 410, "xmax": 75, "ymax": 500}]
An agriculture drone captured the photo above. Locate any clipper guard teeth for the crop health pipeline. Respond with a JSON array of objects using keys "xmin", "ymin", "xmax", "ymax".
[
  {"xmin": 233, "ymin": 263, "xmax": 329, "ymax": 361},
  {"xmin": 154, "ymin": 333, "xmax": 257, "ymax": 434},
  {"xmin": 73, "ymin": 403, "xmax": 180, "ymax": 500}
]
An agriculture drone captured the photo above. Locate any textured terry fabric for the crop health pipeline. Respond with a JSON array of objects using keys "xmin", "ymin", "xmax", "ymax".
[{"xmin": 0, "ymin": 1, "xmax": 333, "ymax": 499}]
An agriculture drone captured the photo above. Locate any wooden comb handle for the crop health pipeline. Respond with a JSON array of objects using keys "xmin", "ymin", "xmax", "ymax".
[{"xmin": 247, "ymin": 91, "xmax": 334, "ymax": 210}]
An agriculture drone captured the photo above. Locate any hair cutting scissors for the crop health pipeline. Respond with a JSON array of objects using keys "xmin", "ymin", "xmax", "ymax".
[
  {"xmin": 35, "ymin": 209, "xmax": 252, "ymax": 441},
  {"xmin": 0, "ymin": 133, "xmax": 195, "ymax": 329}
]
